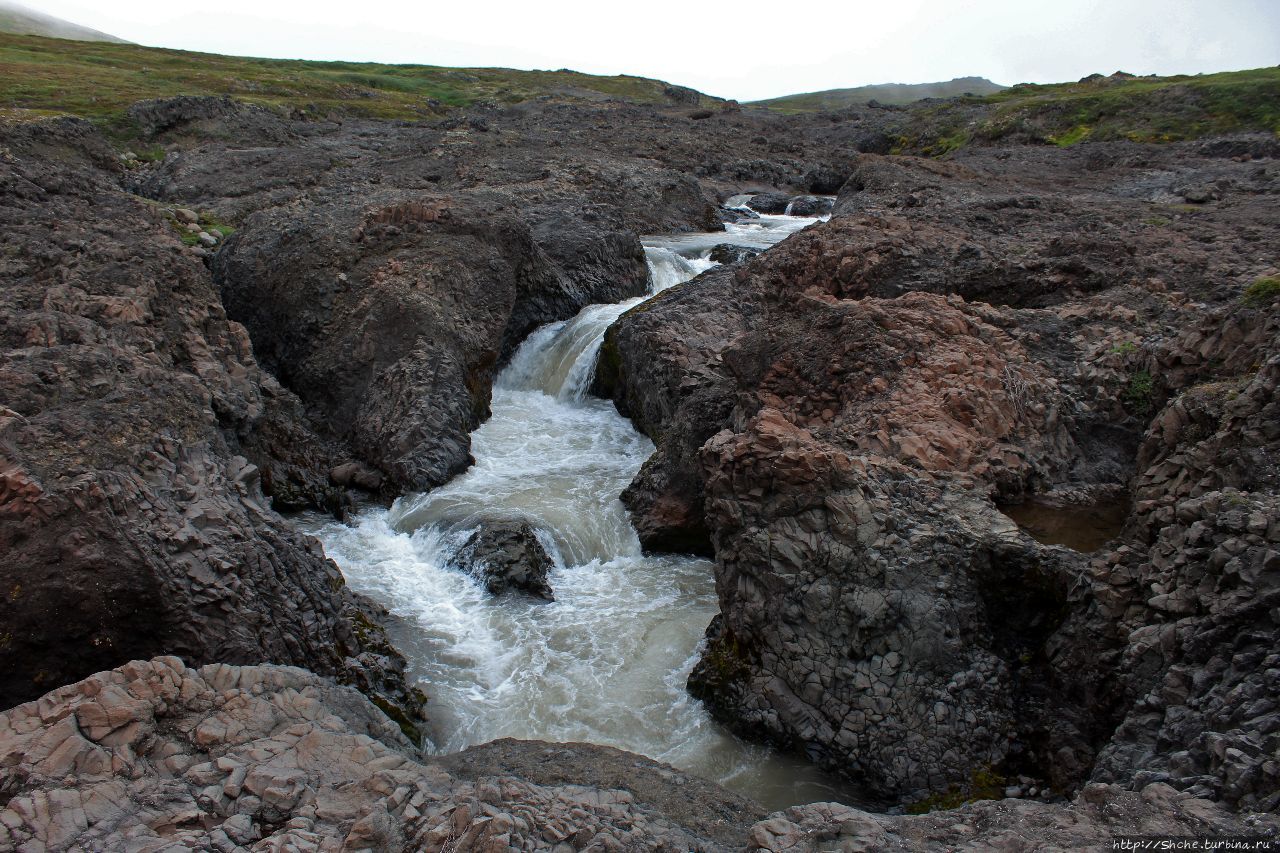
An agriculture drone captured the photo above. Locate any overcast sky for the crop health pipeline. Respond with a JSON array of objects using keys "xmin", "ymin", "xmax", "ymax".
[{"xmin": 20, "ymin": 0, "xmax": 1280, "ymax": 101}]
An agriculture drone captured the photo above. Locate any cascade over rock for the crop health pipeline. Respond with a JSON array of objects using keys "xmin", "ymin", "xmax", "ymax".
[{"xmin": 3, "ymin": 81, "xmax": 1279, "ymax": 847}]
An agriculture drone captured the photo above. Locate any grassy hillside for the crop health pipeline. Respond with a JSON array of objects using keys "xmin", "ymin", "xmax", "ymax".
[
  {"xmin": 0, "ymin": 31, "xmax": 715, "ymax": 126},
  {"xmin": 0, "ymin": 2, "xmax": 127, "ymax": 43},
  {"xmin": 753, "ymin": 77, "xmax": 1005, "ymax": 112},
  {"xmin": 899, "ymin": 68, "xmax": 1280, "ymax": 154}
]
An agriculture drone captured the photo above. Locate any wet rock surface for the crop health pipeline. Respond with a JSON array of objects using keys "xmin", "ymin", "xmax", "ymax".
[
  {"xmin": 602, "ymin": 135, "xmax": 1280, "ymax": 808},
  {"xmin": 119, "ymin": 96, "xmax": 866, "ymax": 498},
  {"xmin": 452, "ymin": 520, "xmax": 557, "ymax": 600},
  {"xmin": 4, "ymin": 87, "xmax": 1280, "ymax": 847}
]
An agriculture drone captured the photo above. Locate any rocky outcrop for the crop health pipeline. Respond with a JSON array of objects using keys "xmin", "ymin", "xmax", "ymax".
[
  {"xmin": 748, "ymin": 783, "xmax": 1277, "ymax": 852},
  {"xmin": 452, "ymin": 520, "xmax": 557, "ymax": 600},
  {"xmin": 600, "ymin": 135, "xmax": 1280, "ymax": 808},
  {"xmin": 114, "ymin": 95, "xmax": 879, "ymax": 502},
  {"xmin": 0, "ymin": 118, "xmax": 424, "ymax": 730},
  {"xmin": 3, "ymin": 658, "xmax": 1273, "ymax": 851},
  {"xmin": 787, "ymin": 196, "xmax": 834, "ymax": 216},
  {"xmin": 678, "ymin": 293, "xmax": 1094, "ymax": 802},
  {"xmin": 709, "ymin": 243, "xmax": 763, "ymax": 265},
  {"xmin": 1083, "ymin": 339, "xmax": 1280, "ymax": 811},
  {"xmin": 746, "ymin": 192, "xmax": 792, "ymax": 214},
  {"xmin": 0, "ymin": 659, "xmax": 761, "ymax": 851},
  {"xmin": 212, "ymin": 194, "xmax": 597, "ymax": 494},
  {"xmin": 596, "ymin": 268, "xmax": 756, "ymax": 554}
]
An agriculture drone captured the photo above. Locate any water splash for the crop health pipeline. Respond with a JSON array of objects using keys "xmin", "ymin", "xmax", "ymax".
[{"xmin": 308, "ymin": 216, "xmax": 862, "ymax": 811}]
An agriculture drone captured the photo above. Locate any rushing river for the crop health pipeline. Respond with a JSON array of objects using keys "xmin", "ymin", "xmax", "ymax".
[{"xmin": 305, "ymin": 210, "xmax": 863, "ymax": 812}]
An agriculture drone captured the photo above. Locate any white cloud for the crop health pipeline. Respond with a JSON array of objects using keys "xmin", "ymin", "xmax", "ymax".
[{"xmin": 19, "ymin": 0, "xmax": 1280, "ymax": 101}]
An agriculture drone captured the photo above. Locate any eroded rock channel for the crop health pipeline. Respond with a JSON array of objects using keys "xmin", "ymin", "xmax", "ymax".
[
  {"xmin": 304, "ymin": 213, "xmax": 868, "ymax": 812},
  {"xmin": 2, "ymin": 90, "xmax": 1279, "ymax": 850}
]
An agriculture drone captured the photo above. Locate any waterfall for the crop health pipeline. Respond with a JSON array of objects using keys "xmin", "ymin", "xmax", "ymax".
[{"xmin": 306, "ymin": 217, "xmax": 861, "ymax": 812}]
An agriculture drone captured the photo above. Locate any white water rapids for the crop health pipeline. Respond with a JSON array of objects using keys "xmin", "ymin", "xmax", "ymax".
[{"xmin": 305, "ymin": 211, "xmax": 862, "ymax": 812}]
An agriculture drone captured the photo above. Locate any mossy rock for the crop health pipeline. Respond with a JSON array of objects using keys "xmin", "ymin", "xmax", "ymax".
[
  {"xmin": 906, "ymin": 767, "xmax": 1007, "ymax": 814},
  {"xmin": 1243, "ymin": 275, "xmax": 1280, "ymax": 307}
]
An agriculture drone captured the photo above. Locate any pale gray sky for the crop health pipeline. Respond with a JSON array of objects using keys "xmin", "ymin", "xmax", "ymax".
[{"xmin": 20, "ymin": 0, "xmax": 1280, "ymax": 101}]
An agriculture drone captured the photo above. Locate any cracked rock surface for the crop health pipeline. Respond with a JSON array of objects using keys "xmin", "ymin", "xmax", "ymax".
[
  {"xmin": 2, "ymin": 658, "xmax": 1274, "ymax": 851},
  {"xmin": 0, "ymin": 658, "xmax": 762, "ymax": 852},
  {"xmin": 0, "ymin": 118, "xmax": 424, "ymax": 727},
  {"xmin": 600, "ymin": 136, "xmax": 1280, "ymax": 808}
]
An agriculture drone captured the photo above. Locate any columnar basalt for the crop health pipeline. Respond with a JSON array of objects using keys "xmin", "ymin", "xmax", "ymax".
[{"xmin": 602, "ymin": 135, "xmax": 1280, "ymax": 808}]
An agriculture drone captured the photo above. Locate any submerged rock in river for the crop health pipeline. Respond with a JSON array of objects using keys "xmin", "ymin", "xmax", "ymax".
[{"xmin": 453, "ymin": 519, "xmax": 557, "ymax": 600}]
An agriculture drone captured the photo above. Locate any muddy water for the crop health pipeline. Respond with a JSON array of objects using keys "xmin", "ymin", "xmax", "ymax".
[{"xmin": 1000, "ymin": 498, "xmax": 1129, "ymax": 552}]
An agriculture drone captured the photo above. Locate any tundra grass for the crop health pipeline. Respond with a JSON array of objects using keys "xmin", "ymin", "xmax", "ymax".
[
  {"xmin": 0, "ymin": 31, "xmax": 713, "ymax": 129},
  {"xmin": 896, "ymin": 67, "xmax": 1280, "ymax": 153}
]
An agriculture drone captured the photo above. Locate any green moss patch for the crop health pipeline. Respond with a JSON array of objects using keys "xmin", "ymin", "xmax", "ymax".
[{"xmin": 1243, "ymin": 275, "xmax": 1280, "ymax": 307}]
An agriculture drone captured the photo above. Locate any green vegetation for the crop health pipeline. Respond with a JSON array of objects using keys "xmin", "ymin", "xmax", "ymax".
[
  {"xmin": 1242, "ymin": 275, "xmax": 1280, "ymax": 306},
  {"xmin": 895, "ymin": 67, "xmax": 1280, "ymax": 155},
  {"xmin": 752, "ymin": 76, "xmax": 1005, "ymax": 113},
  {"xmin": 1124, "ymin": 370, "xmax": 1156, "ymax": 417},
  {"xmin": 0, "ymin": 30, "xmax": 715, "ymax": 128},
  {"xmin": 370, "ymin": 695, "xmax": 425, "ymax": 746},
  {"xmin": 1048, "ymin": 124, "xmax": 1092, "ymax": 147},
  {"xmin": 906, "ymin": 767, "xmax": 1006, "ymax": 814}
]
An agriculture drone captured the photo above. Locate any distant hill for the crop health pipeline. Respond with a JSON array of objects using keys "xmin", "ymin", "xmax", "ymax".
[
  {"xmin": 0, "ymin": 2, "xmax": 128, "ymax": 43},
  {"xmin": 0, "ymin": 30, "xmax": 719, "ymax": 124},
  {"xmin": 752, "ymin": 77, "xmax": 1006, "ymax": 112}
]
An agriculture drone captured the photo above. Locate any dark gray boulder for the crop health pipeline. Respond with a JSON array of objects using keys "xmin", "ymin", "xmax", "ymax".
[
  {"xmin": 783, "ymin": 195, "xmax": 834, "ymax": 216},
  {"xmin": 708, "ymin": 243, "xmax": 763, "ymax": 265},
  {"xmin": 746, "ymin": 191, "xmax": 792, "ymax": 214},
  {"xmin": 454, "ymin": 520, "xmax": 556, "ymax": 600},
  {"xmin": 0, "ymin": 119, "xmax": 425, "ymax": 732}
]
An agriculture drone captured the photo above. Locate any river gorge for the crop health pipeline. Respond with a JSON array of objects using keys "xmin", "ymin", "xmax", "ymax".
[
  {"xmin": 1, "ymin": 80, "xmax": 1277, "ymax": 850},
  {"xmin": 305, "ymin": 213, "xmax": 872, "ymax": 812}
]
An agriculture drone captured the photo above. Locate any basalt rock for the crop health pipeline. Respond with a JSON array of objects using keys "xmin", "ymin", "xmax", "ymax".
[
  {"xmin": 717, "ymin": 205, "xmax": 761, "ymax": 224},
  {"xmin": 3, "ymin": 658, "xmax": 1272, "ymax": 851},
  {"xmin": 746, "ymin": 191, "xmax": 793, "ymax": 214},
  {"xmin": 781, "ymin": 195, "xmax": 834, "ymax": 216},
  {"xmin": 708, "ymin": 243, "xmax": 763, "ymax": 265},
  {"xmin": 601, "ymin": 135, "xmax": 1280, "ymax": 808},
  {"xmin": 453, "ymin": 520, "xmax": 557, "ymax": 600},
  {"xmin": 597, "ymin": 267, "xmax": 757, "ymax": 554},
  {"xmin": 682, "ymin": 293, "xmax": 1092, "ymax": 802},
  {"xmin": 0, "ymin": 658, "xmax": 760, "ymax": 851},
  {"xmin": 747, "ymin": 784, "xmax": 1277, "ymax": 852},
  {"xmin": 212, "ymin": 193, "xmax": 592, "ymax": 494},
  {"xmin": 0, "ymin": 118, "xmax": 425, "ymax": 732}
]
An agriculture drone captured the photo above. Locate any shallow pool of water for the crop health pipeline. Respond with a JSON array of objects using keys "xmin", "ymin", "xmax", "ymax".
[{"xmin": 1000, "ymin": 498, "xmax": 1129, "ymax": 552}]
